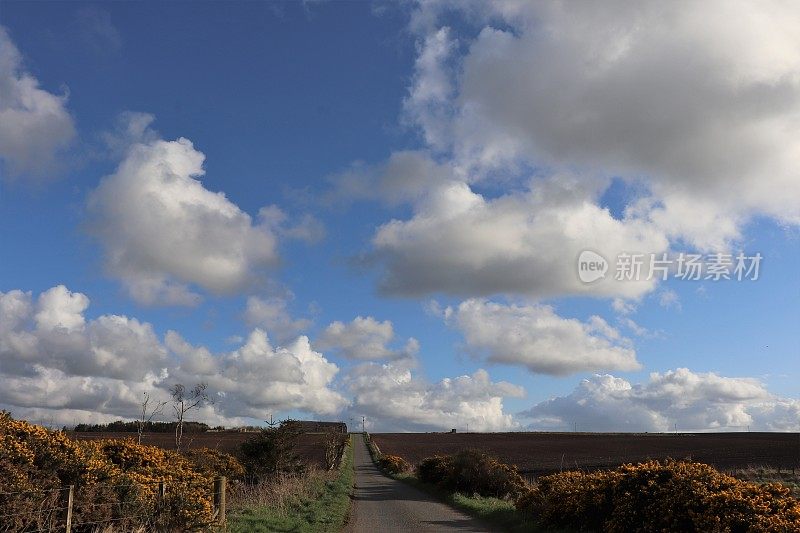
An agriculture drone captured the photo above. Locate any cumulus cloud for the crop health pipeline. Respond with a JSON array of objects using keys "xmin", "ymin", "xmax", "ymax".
[
  {"xmin": 0, "ymin": 26, "xmax": 75, "ymax": 180},
  {"xmin": 444, "ymin": 299, "xmax": 640, "ymax": 375},
  {"xmin": 257, "ymin": 205, "xmax": 326, "ymax": 244},
  {"xmin": 0, "ymin": 285, "xmax": 346, "ymax": 426},
  {"xmin": 326, "ymin": 150, "xmax": 457, "ymax": 206},
  {"xmin": 168, "ymin": 329, "xmax": 347, "ymax": 419},
  {"xmin": 101, "ymin": 111, "xmax": 159, "ymax": 157},
  {"xmin": 316, "ymin": 316, "xmax": 419, "ymax": 361},
  {"xmin": 405, "ymin": 1, "xmax": 800, "ymax": 250},
  {"xmin": 87, "ymin": 134, "xmax": 280, "ymax": 305},
  {"xmin": 373, "ymin": 177, "xmax": 667, "ymax": 299},
  {"xmin": 522, "ymin": 369, "xmax": 800, "ymax": 432},
  {"xmin": 346, "ymin": 361, "xmax": 523, "ymax": 431},
  {"xmin": 243, "ymin": 295, "xmax": 312, "ymax": 344},
  {"xmin": 34, "ymin": 285, "xmax": 89, "ymax": 331},
  {"xmin": 0, "ymin": 366, "xmax": 161, "ymax": 417},
  {"xmin": 403, "ymin": 27, "xmax": 457, "ymax": 152},
  {"xmin": 344, "ymin": 2, "xmax": 800, "ymax": 300},
  {"xmin": 0, "ymin": 286, "xmax": 166, "ymax": 381}
]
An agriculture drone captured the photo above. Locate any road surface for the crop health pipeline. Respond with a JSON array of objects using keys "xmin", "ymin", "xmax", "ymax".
[{"xmin": 344, "ymin": 434, "xmax": 496, "ymax": 532}]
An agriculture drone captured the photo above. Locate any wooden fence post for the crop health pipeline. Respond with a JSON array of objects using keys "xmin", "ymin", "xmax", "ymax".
[
  {"xmin": 62, "ymin": 485, "xmax": 74, "ymax": 533},
  {"xmin": 213, "ymin": 476, "xmax": 226, "ymax": 524},
  {"xmin": 154, "ymin": 480, "xmax": 166, "ymax": 528}
]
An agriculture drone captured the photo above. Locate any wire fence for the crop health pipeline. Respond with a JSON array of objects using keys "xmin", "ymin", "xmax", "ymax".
[{"xmin": 0, "ymin": 477, "xmax": 226, "ymax": 533}]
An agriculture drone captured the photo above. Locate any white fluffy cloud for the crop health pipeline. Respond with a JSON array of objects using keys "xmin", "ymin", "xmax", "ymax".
[
  {"xmin": 1, "ymin": 286, "xmax": 527, "ymax": 430},
  {"xmin": 373, "ymin": 177, "xmax": 667, "ymax": 299},
  {"xmin": 522, "ymin": 369, "xmax": 800, "ymax": 432},
  {"xmin": 0, "ymin": 26, "xmax": 75, "ymax": 180},
  {"xmin": 244, "ymin": 295, "xmax": 312, "ymax": 344},
  {"xmin": 0, "ymin": 286, "xmax": 346, "ymax": 426},
  {"xmin": 168, "ymin": 329, "xmax": 347, "ymax": 418},
  {"xmin": 0, "ymin": 286, "xmax": 166, "ymax": 381},
  {"xmin": 403, "ymin": 27, "xmax": 457, "ymax": 152},
  {"xmin": 316, "ymin": 316, "xmax": 419, "ymax": 361},
  {"xmin": 405, "ymin": 1, "xmax": 800, "ymax": 251},
  {"xmin": 346, "ymin": 361, "xmax": 523, "ymax": 431},
  {"xmin": 444, "ymin": 299, "xmax": 640, "ymax": 375},
  {"xmin": 87, "ymin": 136, "xmax": 280, "ymax": 305},
  {"xmin": 336, "ymin": 1, "xmax": 800, "ymax": 301}
]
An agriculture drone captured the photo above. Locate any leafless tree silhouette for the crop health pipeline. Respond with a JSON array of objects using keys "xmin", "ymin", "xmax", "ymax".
[
  {"xmin": 137, "ymin": 391, "xmax": 167, "ymax": 444},
  {"xmin": 170, "ymin": 383, "xmax": 210, "ymax": 450}
]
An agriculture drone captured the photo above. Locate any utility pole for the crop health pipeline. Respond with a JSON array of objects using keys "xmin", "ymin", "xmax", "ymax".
[{"xmin": 362, "ymin": 416, "xmax": 365, "ymax": 434}]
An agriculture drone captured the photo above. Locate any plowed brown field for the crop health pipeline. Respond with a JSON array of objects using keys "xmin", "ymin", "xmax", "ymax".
[
  {"xmin": 371, "ymin": 432, "xmax": 800, "ymax": 476},
  {"xmin": 69, "ymin": 431, "xmax": 331, "ymax": 467}
]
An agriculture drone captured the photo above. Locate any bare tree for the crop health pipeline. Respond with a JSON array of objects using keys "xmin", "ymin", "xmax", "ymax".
[
  {"xmin": 324, "ymin": 428, "xmax": 345, "ymax": 470},
  {"xmin": 137, "ymin": 391, "xmax": 166, "ymax": 445},
  {"xmin": 170, "ymin": 383, "xmax": 210, "ymax": 450}
]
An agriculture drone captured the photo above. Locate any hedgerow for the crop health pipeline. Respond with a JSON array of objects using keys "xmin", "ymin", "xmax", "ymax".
[
  {"xmin": 417, "ymin": 449, "xmax": 526, "ymax": 499},
  {"xmin": 182, "ymin": 447, "xmax": 246, "ymax": 480},
  {"xmin": 377, "ymin": 454, "xmax": 411, "ymax": 475},
  {"xmin": 0, "ymin": 412, "xmax": 242, "ymax": 531},
  {"xmin": 516, "ymin": 459, "xmax": 800, "ymax": 532}
]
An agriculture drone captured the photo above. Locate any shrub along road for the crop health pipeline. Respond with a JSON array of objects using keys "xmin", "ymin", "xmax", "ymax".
[{"xmin": 344, "ymin": 434, "xmax": 496, "ymax": 532}]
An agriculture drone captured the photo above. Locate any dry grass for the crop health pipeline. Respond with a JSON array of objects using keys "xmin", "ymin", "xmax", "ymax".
[
  {"xmin": 732, "ymin": 465, "xmax": 800, "ymax": 497},
  {"xmin": 227, "ymin": 466, "xmax": 334, "ymax": 517}
]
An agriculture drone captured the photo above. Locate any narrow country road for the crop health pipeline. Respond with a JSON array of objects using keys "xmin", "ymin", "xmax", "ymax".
[{"xmin": 344, "ymin": 434, "xmax": 496, "ymax": 533}]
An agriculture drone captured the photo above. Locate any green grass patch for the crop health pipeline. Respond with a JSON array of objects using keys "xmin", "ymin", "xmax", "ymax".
[
  {"xmin": 389, "ymin": 472, "xmax": 538, "ymax": 532},
  {"xmin": 228, "ymin": 435, "xmax": 354, "ymax": 533}
]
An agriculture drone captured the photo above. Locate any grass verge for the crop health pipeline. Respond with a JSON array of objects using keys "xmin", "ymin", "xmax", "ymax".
[
  {"xmin": 227, "ymin": 435, "xmax": 354, "ymax": 532},
  {"xmin": 394, "ymin": 473, "xmax": 536, "ymax": 532},
  {"xmin": 731, "ymin": 466, "xmax": 800, "ymax": 498},
  {"xmin": 363, "ymin": 433, "xmax": 539, "ymax": 532}
]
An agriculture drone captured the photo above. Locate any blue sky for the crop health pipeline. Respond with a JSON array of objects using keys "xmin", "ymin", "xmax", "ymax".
[{"xmin": 0, "ymin": 1, "xmax": 798, "ymax": 432}]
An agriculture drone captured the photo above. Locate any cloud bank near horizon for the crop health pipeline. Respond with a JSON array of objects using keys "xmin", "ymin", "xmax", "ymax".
[{"xmin": 2, "ymin": 285, "xmax": 796, "ymax": 432}]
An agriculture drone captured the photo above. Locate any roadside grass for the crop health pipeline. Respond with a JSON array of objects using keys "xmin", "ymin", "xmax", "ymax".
[
  {"xmin": 363, "ymin": 433, "xmax": 542, "ymax": 533},
  {"xmin": 396, "ymin": 472, "xmax": 537, "ymax": 532},
  {"xmin": 227, "ymin": 434, "xmax": 353, "ymax": 533},
  {"xmin": 731, "ymin": 465, "xmax": 800, "ymax": 498}
]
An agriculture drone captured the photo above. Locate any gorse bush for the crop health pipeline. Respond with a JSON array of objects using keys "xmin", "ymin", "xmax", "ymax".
[
  {"xmin": 237, "ymin": 421, "xmax": 305, "ymax": 480},
  {"xmin": 377, "ymin": 454, "xmax": 411, "ymax": 475},
  {"xmin": 417, "ymin": 450, "xmax": 526, "ymax": 499},
  {"xmin": 417, "ymin": 455, "xmax": 451, "ymax": 484},
  {"xmin": 0, "ymin": 413, "xmax": 128, "ymax": 531},
  {"xmin": 516, "ymin": 459, "xmax": 800, "ymax": 532},
  {"xmin": 182, "ymin": 447, "xmax": 246, "ymax": 480},
  {"xmin": 0, "ymin": 412, "xmax": 238, "ymax": 532},
  {"xmin": 91, "ymin": 438, "xmax": 215, "ymax": 529}
]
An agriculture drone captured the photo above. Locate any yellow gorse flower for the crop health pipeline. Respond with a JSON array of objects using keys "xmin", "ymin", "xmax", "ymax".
[
  {"xmin": 1, "ymin": 412, "xmax": 239, "ymax": 530},
  {"xmin": 516, "ymin": 459, "xmax": 800, "ymax": 532}
]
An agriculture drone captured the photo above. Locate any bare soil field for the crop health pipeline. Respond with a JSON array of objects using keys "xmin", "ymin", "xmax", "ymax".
[
  {"xmin": 68, "ymin": 430, "xmax": 332, "ymax": 468},
  {"xmin": 372, "ymin": 432, "xmax": 800, "ymax": 476}
]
